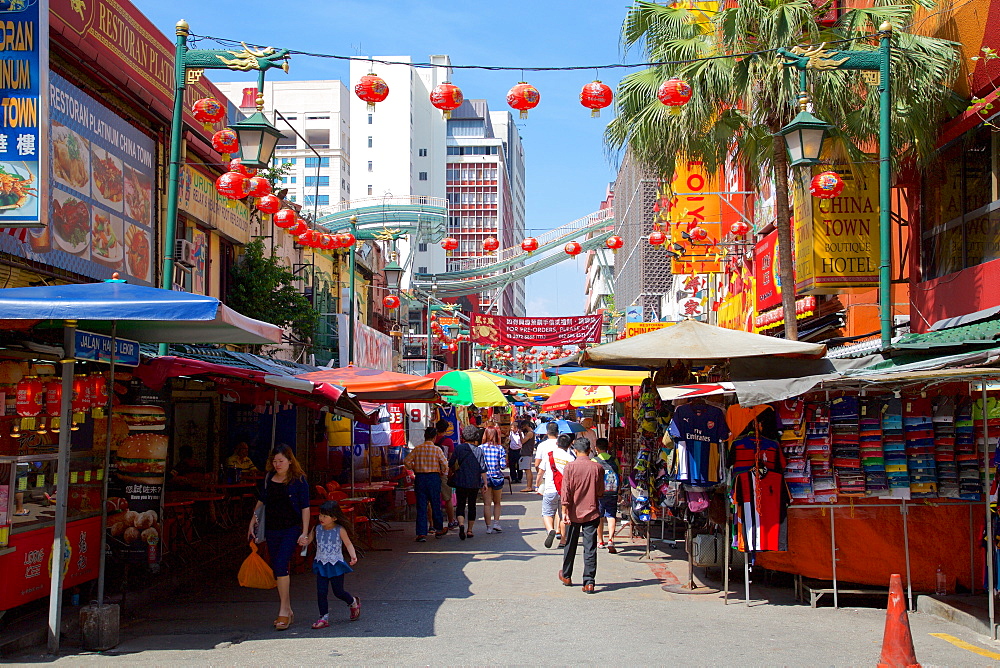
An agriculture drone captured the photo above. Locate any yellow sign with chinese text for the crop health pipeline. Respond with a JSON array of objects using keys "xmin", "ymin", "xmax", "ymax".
[
  {"xmin": 624, "ymin": 322, "xmax": 674, "ymax": 338},
  {"xmin": 669, "ymin": 160, "xmax": 724, "ymax": 274}
]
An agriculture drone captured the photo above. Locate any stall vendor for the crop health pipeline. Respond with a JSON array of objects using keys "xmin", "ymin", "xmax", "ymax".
[{"xmin": 226, "ymin": 442, "xmax": 259, "ymax": 475}]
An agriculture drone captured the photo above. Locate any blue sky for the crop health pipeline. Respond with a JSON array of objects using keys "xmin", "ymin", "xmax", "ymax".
[{"xmin": 137, "ymin": 1, "xmax": 634, "ymax": 316}]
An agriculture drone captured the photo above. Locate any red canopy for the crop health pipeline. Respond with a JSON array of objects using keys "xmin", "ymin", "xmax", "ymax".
[
  {"xmin": 296, "ymin": 365, "xmax": 440, "ymax": 402},
  {"xmin": 134, "ymin": 356, "xmax": 378, "ymax": 423}
]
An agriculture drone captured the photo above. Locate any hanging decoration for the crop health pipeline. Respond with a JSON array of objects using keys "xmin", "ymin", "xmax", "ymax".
[
  {"xmin": 256, "ymin": 194, "xmax": 282, "ymax": 215},
  {"xmin": 229, "ymin": 158, "xmax": 257, "ymax": 177},
  {"xmin": 383, "ymin": 294, "xmax": 401, "ymax": 309},
  {"xmin": 441, "ymin": 237, "xmax": 459, "ymax": 251},
  {"xmin": 809, "ymin": 171, "xmax": 845, "ymax": 199},
  {"xmin": 648, "ymin": 230, "xmax": 666, "ymax": 246},
  {"xmin": 89, "ymin": 374, "xmax": 108, "ymax": 418},
  {"xmin": 15, "ymin": 376, "xmax": 43, "ymax": 431},
  {"xmin": 564, "ymin": 241, "xmax": 582, "ymax": 256},
  {"xmin": 71, "ymin": 374, "xmax": 90, "ymax": 424},
  {"xmin": 44, "ymin": 378, "xmax": 61, "ymax": 417},
  {"xmin": 690, "ymin": 226, "xmax": 709, "ymax": 241},
  {"xmin": 657, "ymin": 78, "xmax": 692, "ymax": 113},
  {"xmin": 215, "ymin": 172, "xmax": 251, "ymax": 201},
  {"xmin": 521, "ymin": 237, "xmax": 539, "ymax": 253},
  {"xmin": 247, "ymin": 176, "xmax": 272, "ymax": 199},
  {"xmin": 211, "ymin": 128, "xmax": 239, "ymax": 161},
  {"xmin": 273, "ymin": 209, "xmax": 297, "ymax": 228},
  {"xmin": 605, "ymin": 235, "xmax": 624, "ymax": 250},
  {"xmin": 287, "ymin": 219, "xmax": 308, "ymax": 236},
  {"xmin": 507, "ymin": 82, "xmax": 540, "ymax": 119},
  {"xmin": 430, "ymin": 81, "xmax": 464, "ymax": 119},
  {"xmin": 730, "ymin": 221, "xmax": 752, "ymax": 236},
  {"xmin": 192, "ymin": 97, "xmax": 226, "ymax": 130},
  {"xmin": 579, "ymin": 80, "xmax": 613, "ymax": 117},
  {"xmin": 482, "ymin": 237, "xmax": 500, "ymax": 253},
  {"xmin": 355, "ymin": 73, "xmax": 390, "ymax": 111},
  {"xmin": 339, "ymin": 232, "xmax": 357, "ymax": 247}
]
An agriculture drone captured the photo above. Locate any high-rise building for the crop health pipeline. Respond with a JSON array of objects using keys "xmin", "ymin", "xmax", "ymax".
[
  {"xmin": 214, "ymin": 80, "xmax": 351, "ymax": 215},
  {"xmin": 444, "ymin": 100, "xmax": 526, "ymax": 316}
]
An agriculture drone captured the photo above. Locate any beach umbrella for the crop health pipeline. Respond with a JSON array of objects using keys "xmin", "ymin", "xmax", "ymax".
[{"xmin": 425, "ymin": 370, "xmax": 507, "ymax": 407}]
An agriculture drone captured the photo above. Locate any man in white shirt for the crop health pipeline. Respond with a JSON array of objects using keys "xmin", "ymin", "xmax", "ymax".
[{"xmin": 535, "ymin": 425, "xmax": 573, "ymax": 549}]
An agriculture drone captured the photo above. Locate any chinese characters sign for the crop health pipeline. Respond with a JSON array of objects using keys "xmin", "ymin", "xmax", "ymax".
[
  {"xmin": 668, "ymin": 160, "xmax": 724, "ymax": 274},
  {"xmin": 754, "ymin": 230, "xmax": 785, "ymax": 313},
  {"xmin": 0, "ymin": 0, "xmax": 47, "ymax": 227},
  {"xmin": 470, "ymin": 313, "xmax": 602, "ymax": 346}
]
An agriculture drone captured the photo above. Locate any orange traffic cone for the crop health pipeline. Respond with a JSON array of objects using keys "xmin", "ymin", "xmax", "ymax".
[{"xmin": 878, "ymin": 573, "xmax": 921, "ymax": 668}]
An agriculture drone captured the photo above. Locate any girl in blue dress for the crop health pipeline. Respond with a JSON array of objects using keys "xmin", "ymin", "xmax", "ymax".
[{"xmin": 308, "ymin": 500, "xmax": 360, "ymax": 628}]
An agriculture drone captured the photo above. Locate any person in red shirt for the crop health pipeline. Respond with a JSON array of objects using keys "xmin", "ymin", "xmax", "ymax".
[{"xmin": 558, "ymin": 437, "xmax": 604, "ymax": 593}]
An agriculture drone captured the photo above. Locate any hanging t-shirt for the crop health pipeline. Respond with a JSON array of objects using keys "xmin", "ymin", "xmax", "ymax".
[
  {"xmin": 732, "ymin": 468, "xmax": 788, "ymax": 552},
  {"xmin": 669, "ymin": 402, "xmax": 729, "ymax": 487},
  {"xmin": 729, "ymin": 436, "xmax": 784, "ymax": 475}
]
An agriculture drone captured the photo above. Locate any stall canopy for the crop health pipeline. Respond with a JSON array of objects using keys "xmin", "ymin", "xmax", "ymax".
[
  {"xmin": 470, "ymin": 370, "xmax": 535, "ymax": 389},
  {"xmin": 425, "ymin": 370, "xmax": 507, "ymax": 407},
  {"xmin": 0, "ymin": 282, "xmax": 281, "ymax": 344},
  {"xmin": 135, "ymin": 356, "xmax": 377, "ymax": 424},
  {"xmin": 555, "ymin": 368, "xmax": 649, "ymax": 386},
  {"xmin": 541, "ymin": 384, "xmax": 637, "ymax": 411},
  {"xmin": 297, "ymin": 365, "xmax": 442, "ymax": 402},
  {"xmin": 581, "ymin": 319, "xmax": 826, "ymax": 368}
]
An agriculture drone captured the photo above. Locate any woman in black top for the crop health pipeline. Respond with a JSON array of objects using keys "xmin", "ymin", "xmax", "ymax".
[
  {"xmin": 248, "ymin": 444, "xmax": 311, "ymax": 630},
  {"xmin": 518, "ymin": 421, "xmax": 537, "ymax": 492}
]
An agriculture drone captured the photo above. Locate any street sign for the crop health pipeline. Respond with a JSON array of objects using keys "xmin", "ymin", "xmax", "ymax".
[{"xmin": 74, "ymin": 330, "xmax": 140, "ymax": 367}]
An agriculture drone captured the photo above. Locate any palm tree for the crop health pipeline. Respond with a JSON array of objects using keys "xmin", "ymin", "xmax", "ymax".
[{"xmin": 607, "ymin": 0, "xmax": 961, "ymax": 340}]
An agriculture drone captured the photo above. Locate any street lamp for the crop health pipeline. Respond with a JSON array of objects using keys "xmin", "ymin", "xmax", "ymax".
[
  {"xmin": 230, "ymin": 92, "xmax": 284, "ymax": 169},
  {"xmin": 779, "ymin": 93, "xmax": 832, "ymax": 167},
  {"xmin": 383, "ymin": 252, "xmax": 403, "ymax": 290}
]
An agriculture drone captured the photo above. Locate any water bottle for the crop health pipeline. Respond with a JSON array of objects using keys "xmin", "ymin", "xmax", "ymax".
[{"xmin": 936, "ymin": 565, "xmax": 947, "ymax": 595}]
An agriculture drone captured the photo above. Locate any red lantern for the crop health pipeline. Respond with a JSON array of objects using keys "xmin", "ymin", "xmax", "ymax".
[
  {"xmin": 507, "ymin": 82, "xmax": 540, "ymax": 119},
  {"xmin": 71, "ymin": 374, "xmax": 90, "ymax": 413},
  {"xmin": 89, "ymin": 374, "xmax": 109, "ymax": 409},
  {"xmin": 690, "ymin": 226, "xmax": 709, "ymax": 241},
  {"xmin": 482, "ymin": 237, "xmax": 500, "ymax": 253},
  {"xmin": 215, "ymin": 172, "xmax": 250, "ymax": 200},
  {"xmin": 287, "ymin": 220, "xmax": 307, "ymax": 236},
  {"xmin": 383, "ymin": 294, "xmax": 401, "ymax": 309},
  {"xmin": 229, "ymin": 158, "xmax": 257, "ymax": 177},
  {"xmin": 15, "ymin": 376, "xmax": 43, "ymax": 417},
  {"xmin": 355, "ymin": 73, "xmax": 389, "ymax": 111},
  {"xmin": 657, "ymin": 78, "xmax": 692, "ymax": 110},
  {"xmin": 564, "ymin": 241, "xmax": 582, "ymax": 256},
  {"xmin": 192, "ymin": 97, "xmax": 225, "ymax": 130},
  {"xmin": 430, "ymin": 81, "xmax": 464, "ymax": 119},
  {"xmin": 212, "ymin": 129, "xmax": 239, "ymax": 160},
  {"xmin": 316, "ymin": 233, "xmax": 332, "ymax": 250},
  {"xmin": 605, "ymin": 235, "xmax": 624, "ymax": 250},
  {"xmin": 340, "ymin": 232, "xmax": 357, "ymax": 247},
  {"xmin": 257, "ymin": 194, "xmax": 282, "ymax": 215},
  {"xmin": 448, "ymin": 343, "xmax": 458, "ymax": 353},
  {"xmin": 648, "ymin": 230, "xmax": 667, "ymax": 246},
  {"xmin": 273, "ymin": 209, "xmax": 297, "ymax": 228},
  {"xmin": 247, "ymin": 176, "xmax": 272, "ymax": 198},
  {"xmin": 44, "ymin": 379, "xmax": 61, "ymax": 416},
  {"xmin": 503, "ymin": 345, "xmax": 512, "ymax": 351},
  {"xmin": 441, "ymin": 237, "xmax": 459, "ymax": 251},
  {"xmin": 579, "ymin": 80, "xmax": 613, "ymax": 118},
  {"xmin": 297, "ymin": 229, "xmax": 317, "ymax": 247},
  {"xmin": 521, "ymin": 237, "xmax": 539, "ymax": 253},
  {"xmin": 475, "ymin": 360, "xmax": 484, "ymax": 368},
  {"xmin": 730, "ymin": 221, "xmax": 752, "ymax": 236},
  {"xmin": 810, "ymin": 171, "xmax": 845, "ymax": 199}
]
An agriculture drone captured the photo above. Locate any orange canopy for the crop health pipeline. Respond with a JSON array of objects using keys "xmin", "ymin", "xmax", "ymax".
[{"xmin": 297, "ymin": 365, "xmax": 440, "ymax": 402}]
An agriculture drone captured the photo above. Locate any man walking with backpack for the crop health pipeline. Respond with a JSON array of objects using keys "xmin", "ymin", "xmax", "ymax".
[{"xmin": 592, "ymin": 438, "xmax": 620, "ymax": 554}]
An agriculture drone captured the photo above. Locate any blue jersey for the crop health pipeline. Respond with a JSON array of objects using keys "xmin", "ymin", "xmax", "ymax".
[{"xmin": 669, "ymin": 403, "xmax": 729, "ymax": 486}]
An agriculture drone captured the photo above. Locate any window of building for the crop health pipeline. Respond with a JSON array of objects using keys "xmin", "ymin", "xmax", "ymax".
[
  {"xmin": 418, "ymin": 195, "xmax": 428, "ymax": 204},
  {"xmin": 418, "ymin": 242, "xmax": 428, "ymax": 252},
  {"xmin": 280, "ymin": 158, "xmax": 297, "ymax": 165},
  {"xmin": 419, "ymin": 172, "xmax": 428, "ymax": 181},
  {"xmin": 368, "ymin": 161, "xmax": 373, "ymax": 172},
  {"xmin": 306, "ymin": 129, "xmax": 329, "ymax": 149},
  {"xmin": 367, "ymin": 136, "xmax": 373, "ymax": 148},
  {"xmin": 305, "ymin": 157, "xmax": 330, "ymax": 168},
  {"xmin": 277, "ymin": 133, "xmax": 296, "ymax": 148},
  {"xmin": 367, "ymin": 185, "xmax": 373, "ymax": 195},
  {"xmin": 285, "ymin": 116, "xmax": 297, "ymax": 121},
  {"xmin": 341, "ymin": 178, "xmax": 346, "ymax": 189},
  {"xmin": 304, "ymin": 195, "xmax": 331, "ymax": 206},
  {"xmin": 368, "ymin": 114, "xmax": 373, "ymax": 124},
  {"xmin": 289, "ymin": 194, "xmax": 297, "ymax": 202},
  {"xmin": 307, "ymin": 115, "xmax": 330, "ymax": 120},
  {"xmin": 418, "ymin": 266, "xmax": 428, "ymax": 274},
  {"xmin": 447, "ymin": 119, "xmax": 486, "ymax": 138},
  {"xmin": 305, "ymin": 176, "xmax": 330, "ymax": 187},
  {"xmin": 419, "ymin": 148, "xmax": 428, "ymax": 157}
]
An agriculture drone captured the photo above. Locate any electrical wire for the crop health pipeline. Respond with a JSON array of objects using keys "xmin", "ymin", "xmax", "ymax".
[{"xmin": 189, "ymin": 30, "xmax": 888, "ymax": 73}]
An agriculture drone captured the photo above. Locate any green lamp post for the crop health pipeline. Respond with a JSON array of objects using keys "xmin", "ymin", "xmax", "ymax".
[
  {"xmin": 779, "ymin": 93, "xmax": 832, "ymax": 167},
  {"xmin": 777, "ymin": 21, "xmax": 893, "ymax": 349}
]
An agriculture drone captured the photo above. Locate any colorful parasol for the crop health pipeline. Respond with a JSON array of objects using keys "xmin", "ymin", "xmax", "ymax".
[
  {"xmin": 425, "ymin": 370, "xmax": 508, "ymax": 407},
  {"xmin": 554, "ymin": 368, "xmax": 649, "ymax": 386},
  {"xmin": 540, "ymin": 384, "xmax": 636, "ymax": 411}
]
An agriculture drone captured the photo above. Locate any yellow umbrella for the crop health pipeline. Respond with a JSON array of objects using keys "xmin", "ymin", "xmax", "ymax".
[
  {"xmin": 556, "ymin": 368, "xmax": 649, "ymax": 386},
  {"xmin": 524, "ymin": 385, "xmax": 559, "ymax": 397}
]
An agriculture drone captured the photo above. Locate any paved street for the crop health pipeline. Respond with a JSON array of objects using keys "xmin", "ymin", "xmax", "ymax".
[{"xmin": 12, "ymin": 490, "xmax": 1000, "ymax": 666}]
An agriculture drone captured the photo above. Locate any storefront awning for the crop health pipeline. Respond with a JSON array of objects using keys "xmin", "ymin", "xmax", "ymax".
[{"xmin": 296, "ymin": 365, "xmax": 440, "ymax": 402}]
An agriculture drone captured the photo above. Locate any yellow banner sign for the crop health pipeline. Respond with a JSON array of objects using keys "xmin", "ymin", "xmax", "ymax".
[
  {"xmin": 794, "ymin": 164, "xmax": 880, "ymax": 294},
  {"xmin": 669, "ymin": 160, "xmax": 724, "ymax": 274},
  {"xmin": 624, "ymin": 322, "xmax": 674, "ymax": 338}
]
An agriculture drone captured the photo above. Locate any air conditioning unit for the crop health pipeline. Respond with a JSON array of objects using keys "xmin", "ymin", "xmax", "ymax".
[{"xmin": 174, "ymin": 239, "xmax": 196, "ymax": 268}]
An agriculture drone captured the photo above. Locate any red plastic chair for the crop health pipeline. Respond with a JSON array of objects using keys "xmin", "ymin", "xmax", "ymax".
[
  {"xmin": 325, "ymin": 481, "xmax": 341, "ymax": 495},
  {"xmin": 328, "ymin": 490, "xmax": 348, "ymax": 502}
]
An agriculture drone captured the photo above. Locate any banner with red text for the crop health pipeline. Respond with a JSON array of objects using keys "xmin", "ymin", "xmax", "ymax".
[{"xmin": 470, "ymin": 313, "xmax": 602, "ymax": 346}]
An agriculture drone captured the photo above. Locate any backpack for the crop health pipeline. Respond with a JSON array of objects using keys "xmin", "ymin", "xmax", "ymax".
[{"xmin": 595, "ymin": 456, "xmax": 619, "ymax": 494}]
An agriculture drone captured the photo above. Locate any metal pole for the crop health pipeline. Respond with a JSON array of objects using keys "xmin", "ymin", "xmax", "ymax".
[
  {"xmin": 982, "ymin": 380, "xmax": 996, "ymax": 639},
  {"xmin": 878, "ymin": 22, "xmax": 893, "ymax": 350},
  {"xmin": 270, "ymin": 387, "xmax": 278, "ymax": 451},
  {"xmin": 96, "ymin": 322, "xmax": 116, "ymax": 607},
  {"xmin": 347, "ymin": 216, "xmax": 357, "ymax": 364},
  {"xmin": 744, "ymin": 549, "xmax": 751, "ymax": 605},
  {"xmin": 47, "ymin": 320, "xmax": 76, "ymax": 653},
  {"xmin": 830, "ymin": 506, "xmax": 839, "ymax": 609},
  {"xmin": 724, "ymin": 501, "xmax": 730, "ymax": 604},
  {"xmin": 159, "ymin": 21, "xmax": 189, "ymax": 357},
  {"xmin": 425, "ymin": 293, "xmax": 432, "ymax": 375},
  {"xmin": 902, "ymin": 500, "xmax": 913, "ymax": 611}
]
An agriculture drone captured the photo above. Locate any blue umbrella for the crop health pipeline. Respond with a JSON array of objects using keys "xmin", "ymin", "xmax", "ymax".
[{"xmin": 534, "ymin": 419, "xmax": 586, "ymax": 435}]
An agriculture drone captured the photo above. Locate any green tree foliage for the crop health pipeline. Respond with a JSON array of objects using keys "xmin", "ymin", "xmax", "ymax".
[
  {"xmin": 607, "ymin": 0, "xmax": 962, "ymax": 339},
  {"xmin": 227, "ymin": 239, "xmax": 318, "ymax": 347}
]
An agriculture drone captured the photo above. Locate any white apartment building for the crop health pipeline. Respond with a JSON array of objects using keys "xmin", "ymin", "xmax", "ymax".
[{"xmin": 214, "ymin": 81, "xmax": 350, "ymax": 217}]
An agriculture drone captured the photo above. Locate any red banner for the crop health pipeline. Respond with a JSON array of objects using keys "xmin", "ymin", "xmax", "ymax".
[
  {"xmin": 470, "ymin": 313, "xmax": 602, "ymax": 346},
  {"xmin": 754, "ymin": 230, "xmax": 784, "ymax": 312}
]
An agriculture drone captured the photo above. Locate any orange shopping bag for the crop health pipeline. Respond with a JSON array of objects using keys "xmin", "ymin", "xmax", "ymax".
[{"xmin": 238, "ymin": 541, "xmax": 277, "ymax": 589}]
